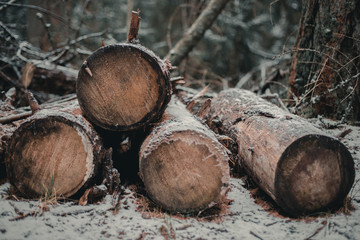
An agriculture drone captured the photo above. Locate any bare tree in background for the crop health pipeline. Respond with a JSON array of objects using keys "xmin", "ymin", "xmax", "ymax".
[
  {"xmin": 166, "ymin": 0, "xmax": 230, "ymax": 66},
  {"xmin": 289, "ymin": 0, "xmax": 360, "ymax": 123}
]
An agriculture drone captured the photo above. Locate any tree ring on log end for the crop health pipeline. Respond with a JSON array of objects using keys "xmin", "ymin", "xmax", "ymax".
[
  {"xmin": 275, "ymin": 134, "xmax": 355, "ymax": 216},
  {"xmin": 140, "ymin": 132, "xmax": 229, "ymax": 213},
  {"xmin": 77, "ymin": 44, "xmax": 171, "ymax": 131},
  {"xmin": 5, "ymin": 114, "xmax": 97, "ymax": 198}
]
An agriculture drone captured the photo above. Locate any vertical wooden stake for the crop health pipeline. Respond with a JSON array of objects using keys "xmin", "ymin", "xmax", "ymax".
[
  {"xmin": 25, "ymin": 91, "xmax": 41, "ymax": 113},
  {"xmin": 127, "ymin": 10, "xmax": 141, "ymax": 43}
]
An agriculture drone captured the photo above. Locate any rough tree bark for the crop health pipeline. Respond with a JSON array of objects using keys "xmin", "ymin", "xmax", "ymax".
[
  {"xmin": 289, "ymin": 0, "xmax": 360, "ymax": 122},
  {"xmin": 208, "ymin": 88, "xmax": 355, "ymax": 216},
  {"xmin": 166, "ymin": 0, "xmax": 230, "ymax": 66},
  {"xmin": 4, "ymin": 96, "xmax": 105, "ymax": 198},
  {"xmin": 139, "ymin": 98, "xmax": 230, "ymax": 213}
]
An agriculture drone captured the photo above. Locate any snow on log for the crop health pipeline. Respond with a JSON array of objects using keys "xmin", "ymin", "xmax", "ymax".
[
  {"xmin": 208, "ymin": 88, "xmax": 355, "ymax": 216},
  {"xmin": 4, "ymin": 98, "xmax": 105, "ymax": 198},
  {"xmin": 139, "ymin": 98, "xmax": 230, "ymax": 213},
  {"xmin": 76, "ymin": 44, "xmax": 172, "ymax": 131}
]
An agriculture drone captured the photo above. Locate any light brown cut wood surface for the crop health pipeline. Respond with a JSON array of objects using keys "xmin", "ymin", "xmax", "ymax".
[
  {"xmin": 77, "ymin": 44, "xmax": 171, "ymax": 131},
  {"xmin": 9, "ymin": 120, "xmax": 89, "ymax": 196},
  {"xmin": 5, "ymin": 99, "xmax": 104, "ymax": 198},
  {"xmin": 139, "ymin": 98, "xmax": 229, "ymax": 213}
]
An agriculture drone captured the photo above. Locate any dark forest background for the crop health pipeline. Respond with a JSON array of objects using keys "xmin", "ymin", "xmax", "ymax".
[
  {"xmin": 0, "ymin": 0, "xmax": 301, "ymax": 86},
  {"xmin": 1, "ymin": 0, "xmax": 359, "ymax": 123}
]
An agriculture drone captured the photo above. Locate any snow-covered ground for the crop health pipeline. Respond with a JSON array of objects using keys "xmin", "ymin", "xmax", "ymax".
[{"xmin": 0, "ymin": 120, "xmax": 359, "ymax": 240}]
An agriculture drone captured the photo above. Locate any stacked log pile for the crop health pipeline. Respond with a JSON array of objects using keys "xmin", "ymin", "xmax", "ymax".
[
  {"xmin": 0, "ymin": 11, "xmax": 231, "ymax": 214},
  {"xmin": 0, "ymin": 11, "xmax": 355, "ymax": 217}
]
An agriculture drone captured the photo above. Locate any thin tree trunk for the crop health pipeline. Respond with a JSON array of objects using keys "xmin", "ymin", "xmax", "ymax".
[
  {"xmin": 126, "ymin": 0, "xmax": 134, "ymax": 37},
  {"xmin": 289, "ymin": 0, "xmax": 360, "ymax": 122},
  {"xmin": 166, "ymin": 0, "xmax": 230, "ymax": 66}
]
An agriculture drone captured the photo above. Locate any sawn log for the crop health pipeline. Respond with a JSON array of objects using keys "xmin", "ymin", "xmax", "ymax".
[
  {"xmin": 208, "ymin": 88, "xmax": 355, "ymax": 216},
  {"xmin": 4, "ymin": 97, "xmax": 105, "ymax": 198},
  {"xmin": 76, "ymin": 44, "xmax": 172, "ymax": 131},
  {"xmin": 139, "ymin": 98, "xmax": 230, "ymax": 213}
]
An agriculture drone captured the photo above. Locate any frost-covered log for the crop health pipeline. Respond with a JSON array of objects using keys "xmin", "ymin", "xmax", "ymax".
[
  {"xmin": 0, "ymin": 90, "xmax": 44, "ymax": 179},
  {"xmin": 5, "ymin": 97, "xmax": 105, "ymax": 198},
  {"xmin": 208, "ymin": 88, "xmax": 355, "ymax": 216},
  {"xmin": 76, "ymin": 44, "xmax": 172, "ymax": 131},
  {"xmin": 139, "ymin": 98, "xmax": 230, "ymax": 213}
]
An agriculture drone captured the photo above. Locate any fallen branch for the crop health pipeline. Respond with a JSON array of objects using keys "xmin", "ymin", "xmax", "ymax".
[
  {"xmin": 166, "ymin": 0, "xmax": 230, "ymax": 66},
  {"xmin": 336, "ymin": 128, "xmax": 353, "ymax": 140},
  {"xmin": 0, "ymin": 112, "xmax": 32, "ymax": 124},
  {"xmin": 0, "ymin": 0, "xmax": 16, "ymax": 12},
  {"xmin": 0, "ymin": 1, "xmax": 74, "ymax": 30}
]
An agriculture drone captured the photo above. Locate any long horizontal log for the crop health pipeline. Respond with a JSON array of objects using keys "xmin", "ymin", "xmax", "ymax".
[
  {"xmin": 77, "ymin": 44, "xmax": 172, "ymax": 131},
  {"xmin": 139, "ymin": 98, "xmax": 230, "ymax": 213},
  {"xmin": 4, "ymin": 97, "xmax": 105, "ymax": 198},
  {"xmin": 208, "ymin": 88, "xmax": 355, "ymax": 216}
]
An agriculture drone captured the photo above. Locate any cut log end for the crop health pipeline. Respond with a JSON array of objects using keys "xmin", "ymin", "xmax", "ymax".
[
  {"xmin": 140, "ymin": 132, "xmax": 229, "ymax": 213},
  {"xmin": 5, "ymin": 114, "xmax": 99, "ymax": 198},
  {"xmin": 77, "ymin": 44, "xmax": 171, "ymax": 131},
  {"xmin": 275, "ymin": 135, "xmax": 355, "ymax": 216}
]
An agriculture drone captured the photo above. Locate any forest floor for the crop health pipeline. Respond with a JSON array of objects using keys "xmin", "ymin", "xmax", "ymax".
[{"xmin": 0, "ymin": 118, "xmax": 359, "ymax": 240}]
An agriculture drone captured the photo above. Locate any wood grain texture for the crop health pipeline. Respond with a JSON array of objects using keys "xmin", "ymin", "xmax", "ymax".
[
  {"xmin": 5, "ymin": 99, "xmax": 104, "ymax": 198},
  {"xmin": 208, "ymin": 88, "xmax": 355, "ymax": 216},
  {"xmin": 0, "ymin": 94, "xmax": 76, "ymax": 180},
  {"xmin": 139, "ymin": 98, "xmax": 230, "ymax": 213},
  {"xmin": 77, "ymin": 44, "xmax": 171, "ymax": 131}
]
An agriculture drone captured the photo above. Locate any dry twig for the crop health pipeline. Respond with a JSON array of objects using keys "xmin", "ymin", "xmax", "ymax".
[{"xmin": 0, "ymin": 1, "xmax": 74, "ymax": 30}]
